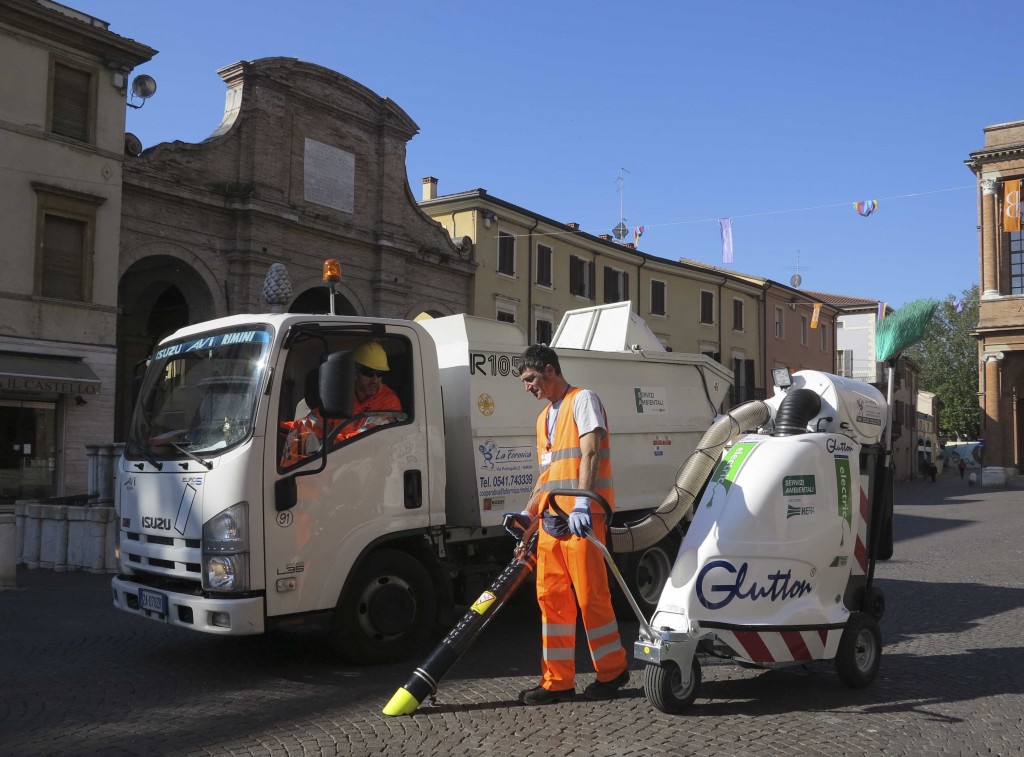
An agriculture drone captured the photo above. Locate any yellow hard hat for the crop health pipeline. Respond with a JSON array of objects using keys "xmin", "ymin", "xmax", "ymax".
[{"xmin": 353, "ymin": 341, "xmax": 390, "ymax": 372}]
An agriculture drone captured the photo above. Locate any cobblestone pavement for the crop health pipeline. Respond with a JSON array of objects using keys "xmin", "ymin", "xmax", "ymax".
[{"xmin": 2, "ymin": 471, "xmax": 1023, "ymax": 756}]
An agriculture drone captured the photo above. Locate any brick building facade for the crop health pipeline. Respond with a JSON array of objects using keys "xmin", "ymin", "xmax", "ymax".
[{"xmin": 115, "ymin": 57, "xmax": 473, "ymax": 436}]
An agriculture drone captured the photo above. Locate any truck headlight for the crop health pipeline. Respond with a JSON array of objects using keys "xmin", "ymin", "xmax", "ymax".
[{"xmin": 203, "ymin": 502, "xmax": 249, "ymax": 591}]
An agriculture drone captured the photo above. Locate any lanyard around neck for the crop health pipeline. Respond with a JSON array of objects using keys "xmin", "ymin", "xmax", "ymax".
[{"xmin": 545, "ymin": 385, "xmax": 572, "ymax": 450}]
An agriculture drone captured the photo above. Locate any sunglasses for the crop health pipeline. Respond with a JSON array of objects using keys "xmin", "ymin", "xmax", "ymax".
[{"xmin": 358, "ymin": 366, "xmax": 386, "ymax": 378}]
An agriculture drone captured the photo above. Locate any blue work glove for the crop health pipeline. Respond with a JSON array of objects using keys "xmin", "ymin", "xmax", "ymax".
[
  {"xmin": 568, "ymin": 501, "xmax": 592, "ymax": 537},
  {"xmin": 502, "ymin": 511, "xmax": 531, "ymax": 541}
]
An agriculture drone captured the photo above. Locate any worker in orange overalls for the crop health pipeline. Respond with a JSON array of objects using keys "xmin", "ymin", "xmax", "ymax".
[
  {"xmin": 280, "ymin": 341, "xmax": 401, "ymax": 466},
  {"xmin": 506, "ymin": 344, "xmax": 629, "ymax": 704}
]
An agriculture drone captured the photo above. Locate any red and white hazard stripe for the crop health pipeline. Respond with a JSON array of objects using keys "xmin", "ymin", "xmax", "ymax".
[
  {"xmin": 852, "ymin": 475, "xmax": 870, "ymax": 575},
  {"xmin": 714, "ymin": 627, "xmax": 843, "ymax": 664}
]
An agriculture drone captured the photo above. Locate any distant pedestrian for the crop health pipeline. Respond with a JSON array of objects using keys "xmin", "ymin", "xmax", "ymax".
[
  {"xmin": 928, "ymin": 463, "xmax": 937, "ymax": 483},
  {"xmin": 958, "ymin": 459, "xmax": 966, "ymax": 479}
]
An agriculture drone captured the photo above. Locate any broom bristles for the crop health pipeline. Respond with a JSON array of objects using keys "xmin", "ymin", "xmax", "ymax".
[{"xmin": 875, "ymin": 298, "xmax": 939, "ymax": 362}]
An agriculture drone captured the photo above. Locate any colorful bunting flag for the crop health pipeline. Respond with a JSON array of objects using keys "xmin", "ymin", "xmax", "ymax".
[
  {"xmin": 811, "ymin": 302, "xmax": 821, "ymax": 329},
  {"xmin": 719, "ymin": 218, "xmax": 733, "ymax": 264},
  {"xmin": 954, "ymin": 299, "xmax": 963, "ymax": 313},
  {"xmin": 634, "ymin": 225, "xmax": 645, "ymax": 245},
  {"xmin": 877, "ymin": 301, "xmax": 887, "ymax": 321},
  {"xmin": 855, "ymin": 200, "xmax": 878, "ymax": 217}
]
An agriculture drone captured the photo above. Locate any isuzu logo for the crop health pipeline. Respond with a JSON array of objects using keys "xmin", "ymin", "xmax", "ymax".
[{"xmin": 142, "ymin": 516, "xmax": 171, "ymax": 531}]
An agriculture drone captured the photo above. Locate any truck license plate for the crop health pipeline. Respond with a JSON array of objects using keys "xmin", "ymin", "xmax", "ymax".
[{"xmin": 139, "ymin": 589, "xmax": 168, "ymax": 616}]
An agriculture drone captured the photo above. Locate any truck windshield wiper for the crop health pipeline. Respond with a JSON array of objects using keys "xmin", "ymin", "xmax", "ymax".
[
  {"xmin": 135, "ymin": 446, "xmax": 164, "ymax": 471},
  {"xmin": 170, "ymin": 442, "xmax": 213, "ymax": 470}
]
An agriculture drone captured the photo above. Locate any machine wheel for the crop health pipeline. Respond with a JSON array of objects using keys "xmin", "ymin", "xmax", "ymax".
[
  {"xmin": 644, "ymin": 657, "xmax": 701, "ymax": 714},
  {"xmin": 835, "ymin": 612, "xmax": 881, "ymax": 688},
  {"xmin": 617, "ymin": 532, "xmax": 679, "ymax": 615},
  {"xmin": 862, "ymin": 586, "xmax": 885, "ymax": 620},
  {"xmin": 332, "ymin": 548, "xmax": 437, "ymax": 665}
]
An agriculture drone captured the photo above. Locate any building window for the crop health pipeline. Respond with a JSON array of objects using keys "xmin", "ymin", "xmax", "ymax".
[
  {"xmin": 800, "ymin": 315, "xmax": 808, "ymax": 345},
  {"xmin": 49, "ymin": 59, "xmax": 95, "ymax": 143},
  {"xmin": 1011, "ymin": 230, "xmax": 1023, "ymax": 295},
  {"xmin": 604, "ymin": 267, "xmax": 629, "ymax": 303},
  {"xmin": 730, "ymin": 355, "xmax": 755, "ymax": 405},
  {"xmin": 837, "ymin": 349, "xmax": 853, "ymax": 377},
  {"xmin": 536, "ymin": 318, "xmax": 553, "ymax": 344},
  {"xmin": 650, "ymin": 280, "xmax": 667, "ymax": 315},
  {"xmin": 497, "ymin": 232, "xmax": 516, "ymax": 276},
  {"xmin": 700, "ymin": 290, "xmax": 714, "ymax": 325},
  {"xmin": 733, "ymin": 298, "xmax": 744, "ymax": 331},
  {"xmin": 820, "ymin": 320, "xmax": 828, "ymax": 351},
  {"xmin": 569, "ymin": 255, "xmax": 594, "ymax": 299},
  {"xmin": 774, "ymin": 306, "xmax": 784, "ymax": 338},
  {"xmin": 32, "ymin": 183, "xmax": 104, "ymax": 302},
  {"xmin": 496, "ymin": 307, "xmax": 516, "ymax": 323},
  {"xmin": 700, "ymin": 343, "xmax": 720, "ymax": 364},
  {"xmin": 536, "ymin": 244, "xmax": 553, "ymax": 287}
]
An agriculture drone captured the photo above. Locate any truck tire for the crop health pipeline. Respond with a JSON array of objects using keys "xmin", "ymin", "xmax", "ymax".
[
  {"xmin": 615, "ymin": 531, "xmax": 679, "ymax": 616},
  {"xmin": 332, "ymin": 548, "xmax": 437, "ymax": 664}
]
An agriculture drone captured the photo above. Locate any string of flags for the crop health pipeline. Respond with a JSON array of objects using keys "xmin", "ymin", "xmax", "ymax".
[
  {"xmin": 877, "ymin": 302, "xmax": 887, "ymax": 321},
  {"xmin": 520, "ymin": 184, "xmax": 972, "ymax": 267}
]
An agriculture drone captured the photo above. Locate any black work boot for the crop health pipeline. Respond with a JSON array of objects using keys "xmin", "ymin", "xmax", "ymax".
[
  {"xmin": 583, "ymin": 670, "xmax": 630, "ymax": 700},
  {"xmin": 519, "ymin": 685, "xmax": 576, "ymax": 705}
]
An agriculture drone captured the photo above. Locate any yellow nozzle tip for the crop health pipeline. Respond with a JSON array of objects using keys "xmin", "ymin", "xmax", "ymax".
[{"xmin": 382, "ymin": 687, "xmax": 420, "ymax": 716}]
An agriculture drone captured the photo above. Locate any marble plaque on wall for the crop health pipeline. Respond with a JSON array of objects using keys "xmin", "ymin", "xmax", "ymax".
[{"xmin": 304, "ymin": 138, "xmax": 355, "ymax": 213}]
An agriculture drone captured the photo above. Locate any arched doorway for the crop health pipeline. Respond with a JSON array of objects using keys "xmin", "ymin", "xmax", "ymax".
[
  {"xmin": 290, "ymin": 286, "xmax": 357, "ymax": 316},
  {"xmin": 116, "ymin": 256, "xmax": 215, "ymax": 439}
]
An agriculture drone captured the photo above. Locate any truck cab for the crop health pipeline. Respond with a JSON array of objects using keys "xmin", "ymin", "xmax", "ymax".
[{"xmin": 112, "ymin": 315, "xmax": 447, "ymax": 662}]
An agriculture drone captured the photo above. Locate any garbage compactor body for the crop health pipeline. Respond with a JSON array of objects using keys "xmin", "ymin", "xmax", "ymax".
[{"xmin": 636, "ymin": 370, "xmax": 891, "ymax": 712}]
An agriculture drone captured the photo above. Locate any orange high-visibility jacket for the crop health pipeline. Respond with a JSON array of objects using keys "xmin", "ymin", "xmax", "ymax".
[{"xmin": 534, "ymin": 387, "xmax": 614, "ymax": 514}]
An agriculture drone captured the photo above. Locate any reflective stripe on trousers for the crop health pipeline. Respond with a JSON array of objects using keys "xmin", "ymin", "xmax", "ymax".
[{"xmin": 536, "ymin": 514, "xmax": 628, "ymax": 691}]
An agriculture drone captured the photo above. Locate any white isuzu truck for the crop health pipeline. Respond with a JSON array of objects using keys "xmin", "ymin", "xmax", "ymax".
[{"xmin": 111, "ymin": 301, "xmax": 732, "ymax": 662}]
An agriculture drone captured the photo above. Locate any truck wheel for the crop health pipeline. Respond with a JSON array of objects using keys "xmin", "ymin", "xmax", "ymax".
[
  {"xmin": 644, "ymin": 657, "xmax": 700, "ymax": 714},
  {"xmin": 333, "ymin": 548, "xmax": 437, "ymax": 664},
  {"xmin": 617, "ymin": 532, "xmax": 679, "ymax": 615},
  {"xmin": 835, "ymin": 612, "xmax": 881, "ymax": 688}
]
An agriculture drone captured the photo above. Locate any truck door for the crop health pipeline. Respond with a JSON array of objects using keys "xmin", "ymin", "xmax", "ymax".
[{"xmin": 263, "ymin": 328, "xmax": 430, "ymax": 619}]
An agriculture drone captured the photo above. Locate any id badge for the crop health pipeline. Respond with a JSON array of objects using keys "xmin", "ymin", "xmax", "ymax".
[{"xmin": 541, "ymin": 452, "xmax": 552, "ymax": 466}]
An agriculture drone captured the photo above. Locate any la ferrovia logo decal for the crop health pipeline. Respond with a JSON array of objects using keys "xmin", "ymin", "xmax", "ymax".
[{"xmin": 695, "ymin": 559, "xmax": 813, "ymax": 610}]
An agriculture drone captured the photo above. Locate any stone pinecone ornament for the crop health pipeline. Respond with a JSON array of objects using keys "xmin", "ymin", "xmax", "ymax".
[{"xmin": 262, "ymin": 263, "xmax": 293, "ymax": 313}]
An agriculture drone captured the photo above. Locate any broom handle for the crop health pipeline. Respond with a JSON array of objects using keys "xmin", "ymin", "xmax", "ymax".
[{"xmin": 883, "ymin": 358, "xmax": 896, "ymax": 466}]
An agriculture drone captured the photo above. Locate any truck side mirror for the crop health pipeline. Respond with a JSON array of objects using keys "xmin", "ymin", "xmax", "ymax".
[{"xmin": 319, "ymin": 351, "xmax": 354, "ymax": 419}]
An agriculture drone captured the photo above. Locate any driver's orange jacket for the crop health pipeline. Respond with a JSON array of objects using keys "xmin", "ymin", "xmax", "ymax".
[{"xmin": 280, "ymin": 384, "xmax": 403, "ymax": 466}]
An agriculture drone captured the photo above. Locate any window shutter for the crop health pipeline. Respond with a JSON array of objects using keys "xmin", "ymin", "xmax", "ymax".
[
  {"xmin": 604, "ymin": 267, "xmax": 615, "ymax": 303},
  {"xmin": 52, "ymin": 64, "xmax": 91, "ymax": 142},
  {"xmin": 42, "ymin": 215, "xmax": 86, "ymax": 300}
]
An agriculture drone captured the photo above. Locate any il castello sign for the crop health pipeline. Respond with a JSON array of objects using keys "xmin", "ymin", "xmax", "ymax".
[{"xmin": 0, "ymin": 355, "xmax": 102, "ymax": 395}]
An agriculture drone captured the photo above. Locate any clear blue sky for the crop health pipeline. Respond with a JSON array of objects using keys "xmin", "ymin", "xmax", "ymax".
[{"xmin": 75, "ymin": 0, "xmax": 1023, "ymax": 309}]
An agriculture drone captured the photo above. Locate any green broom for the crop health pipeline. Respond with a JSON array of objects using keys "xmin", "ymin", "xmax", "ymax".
[
  {"xmin": 875, "ymin": 297, "xmax": 939, "ymax": 463},
  {"xmin": 866, "ymin": 298, "xmax": 938, "ymax": 591}
]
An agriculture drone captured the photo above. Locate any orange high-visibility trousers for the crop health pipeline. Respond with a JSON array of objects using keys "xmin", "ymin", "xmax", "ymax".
[{"xmin": 536, "ymin": 514, "xmax": 628, "ymax": 691}]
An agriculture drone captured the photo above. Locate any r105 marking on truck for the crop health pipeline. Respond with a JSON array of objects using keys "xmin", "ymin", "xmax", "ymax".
[{"xmin": 470, "ymin": 353, "xmax": 521, "ymax": 377}]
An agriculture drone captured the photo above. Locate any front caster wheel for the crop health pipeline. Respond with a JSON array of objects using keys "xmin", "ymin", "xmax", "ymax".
[
  {"xmin": 835, "ymin": 612, "xmax": 881, "ymax": 688},
  {"xmin": 644, "ymin": 656, "xmax": 701, "ymax": 714}
]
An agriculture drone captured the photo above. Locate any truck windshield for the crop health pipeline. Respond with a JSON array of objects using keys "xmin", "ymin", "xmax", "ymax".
[{"xmin": 125, "ymin": 327, "xmax": 273, "ymax": 461}]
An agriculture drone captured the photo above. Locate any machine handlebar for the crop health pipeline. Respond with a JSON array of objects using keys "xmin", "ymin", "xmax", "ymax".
[{"xmin": 544, "ymin": 488, "xmax": 612, "ymax": 521}]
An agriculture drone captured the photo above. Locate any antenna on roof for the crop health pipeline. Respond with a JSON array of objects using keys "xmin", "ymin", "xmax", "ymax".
[
  {"xmin": 790, "ymin": 250, "xmax": 802, "ymax": 288},
  {"xmin": 613, "ymin": 167, "xmax": 630, "ymax": 242}
]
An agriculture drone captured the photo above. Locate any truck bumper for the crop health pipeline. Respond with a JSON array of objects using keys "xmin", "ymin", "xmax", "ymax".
[{"xmin": 111, "ymin": 577, "xmax": 265, "ymax": 635}]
